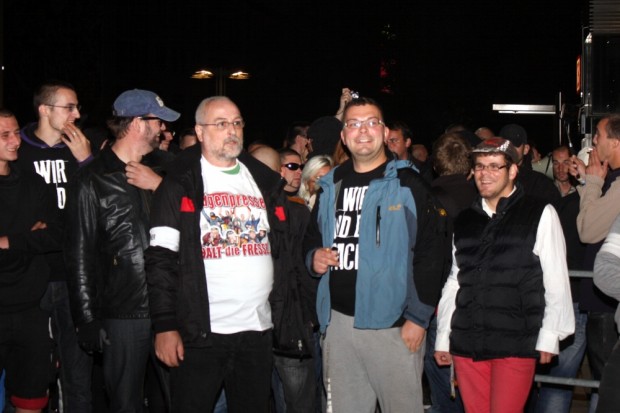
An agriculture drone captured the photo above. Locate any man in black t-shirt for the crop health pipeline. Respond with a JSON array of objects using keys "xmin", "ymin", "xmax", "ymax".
[{"xmin": 306, "ymin": 97, "xmax": 445, "ymax": 413}]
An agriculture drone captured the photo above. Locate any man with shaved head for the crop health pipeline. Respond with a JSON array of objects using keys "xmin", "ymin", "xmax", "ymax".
[{"xmin": 250, "ymin": 144, "xmax": 280, "ymax": 172}]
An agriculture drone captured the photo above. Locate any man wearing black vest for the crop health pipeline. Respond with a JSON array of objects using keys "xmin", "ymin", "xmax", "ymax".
[{"xmin": 434, "ymin": 137, "xmax": 574, "ymax": 413}]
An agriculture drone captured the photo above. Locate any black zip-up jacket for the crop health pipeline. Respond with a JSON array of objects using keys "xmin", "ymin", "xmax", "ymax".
[
  {"xmin": 1, "ymin": 164, "xmax": 62, "ymax": 313},
  {"xmin": 145, "ymin": 146, "xmax": 285, "ymax": 346},
  {"xmin": 270, "ymin": 195, "xmax": 319, "ymax": 357},
  {"xmin": 64, "ymin": 147, "xmax": 155, "ymax": 326}
]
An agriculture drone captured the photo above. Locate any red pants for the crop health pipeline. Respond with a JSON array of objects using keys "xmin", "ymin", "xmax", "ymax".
[{"xmin": 453, "ymin": 356, "xmax": 536, "ymax": 413}]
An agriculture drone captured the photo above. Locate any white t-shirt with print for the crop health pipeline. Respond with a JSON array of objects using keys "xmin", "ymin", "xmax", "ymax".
[{"xmin": 199, "ymin": 157, "xmax": 273, "ymax": 334}]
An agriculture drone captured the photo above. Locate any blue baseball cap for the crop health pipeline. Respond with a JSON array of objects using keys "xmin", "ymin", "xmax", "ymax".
[{"xmin": 113, "ymin": 89, "xmax": 180, "ymax": 122}]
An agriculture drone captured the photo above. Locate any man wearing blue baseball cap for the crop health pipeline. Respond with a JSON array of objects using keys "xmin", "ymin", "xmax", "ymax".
[
  {"xmin": 112, "ymin": 89, "xmax": 181, "ymax": 123},
  {"xmin": 65, "ymin": 89, "xmax": 179, "ymax": 412}
]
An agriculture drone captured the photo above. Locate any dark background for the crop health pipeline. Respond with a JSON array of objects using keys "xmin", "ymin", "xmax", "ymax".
[{"xmin": 2, "ymin": 0, "xmax": 587, "ymax": 152}]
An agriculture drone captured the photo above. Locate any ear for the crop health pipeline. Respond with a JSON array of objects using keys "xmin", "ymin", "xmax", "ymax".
[
  {"xmin": 38, "ymin": 104, "xmax": 50, "ymax": 119},
  {"xmin": 405, "ymin": 137, "xmax": 412, "ymax": 148},
  {"xmin": 523, "ymin": 143, "xmax": 531, "ymax": 156},
  {"xmin": 132, "ymin": 117, "xmax": 144, "ymax": 133},
  {"xmin": 509, "ymin": 163, "xmax": 519, "ymax": 180},
  {"xmin": 383, "ymin": 126, "xmax": 391, "ymax": 144},
  {"xmin": 340, "ymin": 130, "xmax": 347, "ymax": 146},
  {"xmin": 195, "ymin": 124, "xmax": 204, "ymax": 143}
]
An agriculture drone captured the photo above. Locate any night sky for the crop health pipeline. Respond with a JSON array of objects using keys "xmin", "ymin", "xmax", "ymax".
[{"xmin": 3, "ymin": 0, "xmax": 587, "ymax": 151}]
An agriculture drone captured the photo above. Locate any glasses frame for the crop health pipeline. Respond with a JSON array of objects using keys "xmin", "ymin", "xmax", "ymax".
[
  {"xmin": 46, "ymin": 104, "xmax": 81, "ymax": 113},
  {"xmin": 139, "ymin": 116, "xmax": 163, "ymax": 126},
  {"xmin": 198, "ymin": 120, "xmax": 245, "ymax": 130},
  {"xmin": 473, "ymin": 163, "xmax": 509, "ymax": 172},
  {"xmin": 344, "ymin": 118, "xmax": 385, "ymax": 130}
]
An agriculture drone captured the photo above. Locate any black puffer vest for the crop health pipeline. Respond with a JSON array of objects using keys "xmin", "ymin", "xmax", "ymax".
[{"xmin": 450, "ymin": 186, "xmax": 547, "ymax": 360}]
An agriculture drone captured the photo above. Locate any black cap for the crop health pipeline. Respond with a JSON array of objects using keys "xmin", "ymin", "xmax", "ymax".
[
  {"xmin": 307, "ymin": 116, "xmax": 343, "ymax": 158},
  {"xmin": 499, "ymin": 124, "xmax": 527, "ymax": 147}
]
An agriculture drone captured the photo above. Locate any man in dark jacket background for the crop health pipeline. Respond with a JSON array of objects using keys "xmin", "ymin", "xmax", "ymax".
[{"xmin": 64, "ymin": 89, "xmax": 179, "ymax": 412}]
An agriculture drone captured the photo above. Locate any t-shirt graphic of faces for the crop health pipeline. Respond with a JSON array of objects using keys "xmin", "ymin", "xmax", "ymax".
[{"xmin": 199, "ymin": 157, "xmax": 273, "ymax": 334}]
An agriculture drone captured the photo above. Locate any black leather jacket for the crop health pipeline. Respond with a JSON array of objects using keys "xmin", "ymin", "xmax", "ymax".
[{"xmin": 65, "ymin": 147, "xmax": 154, "ymax": 326}]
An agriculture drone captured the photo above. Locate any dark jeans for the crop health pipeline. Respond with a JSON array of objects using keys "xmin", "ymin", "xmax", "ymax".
[
  {"xmin": 272, "ymin": 367, "xmax": 286, "ymax": 413},
  {"xmin": 102, "ymin": 318, "xmax": 152, "ymax": 413},
  {"xmin": 532, "ymin": 304, "xmax": 587, "ymax": 413},
  {"xmin": 145, "ymin": 342, "xmax": 172, "ymax": 413},
  {"xmin": 596, "ymin": 338, "xmax": 620, "ymax": 413},
  {"xmin": 313, "ymin": 331, "xmax": 325, "ymax": 413},
  {"xmin": 586, "ymin": 312, "xmax": 618, "ymax": 380},
  {"xmin": 40, "ymin": 281, "xmax": 94, "ymax": 413},
  {"xmin": 273, "ymin": 355, "xmax": 316, "ymax": 413},
  {"xmin": 213, "ymin": 388, "xmax": 227, "ymax": 413},
  {"xmin": 170, "ymin": 330, "xmax": 273, "ymax": 413},
  {"xmin": 424, "ymin": 315, "xmax": 464, "ymax": 413}
]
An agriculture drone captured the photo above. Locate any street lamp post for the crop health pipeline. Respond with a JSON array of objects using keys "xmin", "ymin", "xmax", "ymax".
[{"xmin": 191, "ymin": 67, "xmax": 250, "ymax": 96}]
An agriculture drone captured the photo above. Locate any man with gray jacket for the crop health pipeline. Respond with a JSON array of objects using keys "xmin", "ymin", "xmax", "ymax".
[{"xmin": 593, "ymin": 213, "xmax": 620, "ymax": 413}]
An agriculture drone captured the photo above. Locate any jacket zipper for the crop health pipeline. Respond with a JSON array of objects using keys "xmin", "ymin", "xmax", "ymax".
[{"xmin": 376, "ymin": 206, "xmax": 381, "ymax": 246}]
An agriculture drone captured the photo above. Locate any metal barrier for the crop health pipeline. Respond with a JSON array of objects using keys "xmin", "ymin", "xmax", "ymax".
[
  {"xmin": 567, "ymin": 270, "xmax": 596, "ymax": 279},
  {"xmin": 534, "ymin": 374, "xmax": 600, "ymax": 389},
  {"xmin": 533, "ymin": 269, "xmax": 600, "ymax": 390}
]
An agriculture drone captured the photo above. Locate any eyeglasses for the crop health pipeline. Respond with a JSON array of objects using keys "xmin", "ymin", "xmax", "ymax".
[
  {"xmin": 46, "ymin": 104, "xmax": 81, "ymax": 113},
  {"xmin": 473, "ymin": 163, "xmax": 508, "ymax": 172},
  {"xmin": 198, "ymin": 120, "xmax": 245, "ymax": 130},
  {"xmin": 283, "ymin": 162, "xmax": 304, "ymax": 171},
  {"xmin": 344, "ymin": 118, "xmax": 384, "ymax": 129},
  {"xmin": 139, "ymin": 116, "xmax": 163, "ymax": 126}
]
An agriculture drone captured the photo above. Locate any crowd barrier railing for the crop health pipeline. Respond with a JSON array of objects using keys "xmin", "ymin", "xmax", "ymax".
[{"xmin": 533, "ymin": 269, "xmax": 600, "ymax": 390}]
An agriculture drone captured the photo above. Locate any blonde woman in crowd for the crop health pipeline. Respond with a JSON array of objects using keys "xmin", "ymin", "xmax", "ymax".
[{"xmin": 299, "ymin": 155, "xmax": 333, "ymax": 210}]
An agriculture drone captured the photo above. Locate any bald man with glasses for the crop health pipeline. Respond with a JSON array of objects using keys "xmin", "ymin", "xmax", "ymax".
[{"xmin": 146, "ymin": 96, "xmax": 287, "ymax": 412}]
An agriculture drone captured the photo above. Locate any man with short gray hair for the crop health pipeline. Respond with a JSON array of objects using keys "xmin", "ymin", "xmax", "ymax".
[{"xmin": 146, "ymin": 96, "xmax": 284, "ymax": 412}]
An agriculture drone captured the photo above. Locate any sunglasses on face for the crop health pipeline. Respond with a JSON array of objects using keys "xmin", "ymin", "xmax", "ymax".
[{"xmin": 283, "ymin": 162, "xmax": 304, "ymax": 171}]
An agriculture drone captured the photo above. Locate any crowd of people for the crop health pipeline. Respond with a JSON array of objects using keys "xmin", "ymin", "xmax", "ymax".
[{"xmin": 0, "ymin": 81, "xmax": 619, "ymax": 413}]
